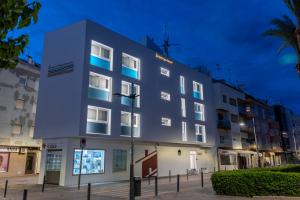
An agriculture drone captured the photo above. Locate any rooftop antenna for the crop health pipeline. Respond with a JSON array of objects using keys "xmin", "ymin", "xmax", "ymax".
[{"xmin": 161, "ymin": 24, "xmax": 179, "ymax": 57}]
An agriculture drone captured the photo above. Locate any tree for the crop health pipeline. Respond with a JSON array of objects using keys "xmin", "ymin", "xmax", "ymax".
[
  {"xmin": 0, "ymin": 0, "xmax": 41, "ymax": 69},
  {"xmin": 263, "ymin": 0, "xmax": 300, "ymax": 76}
]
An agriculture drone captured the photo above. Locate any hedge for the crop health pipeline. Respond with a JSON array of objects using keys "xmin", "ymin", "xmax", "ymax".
[{"xmin": 211, "ymin": 165, "xmax": 300, "ymax": 197}]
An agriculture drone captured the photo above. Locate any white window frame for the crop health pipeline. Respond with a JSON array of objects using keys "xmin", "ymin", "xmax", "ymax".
[
  {"xmin": 161, "ymin": 117, "xmax": 171, "ymax": 126},
  {"xmin": 195, "ymin": 124, "xmax": 206, "ymax": 143},
  {"xmin": 180, "ymin": 76, "xmax": 185, "ymax": 94},
  {"xmin": 181, "ymin": 98, "xmax": 186, "ymax": 117},
  {"xmin": 89, "ymin": 72, "xmax": 112, "ymax": 101},
  {"xmin": 121, "ymin": 81, "xmax": 140, "ymax": 107},
  {"xmin": 87, "ymin": 105, "xmax": 111, "ymax": 135},
  {"xmin": 122, "ymin": 53, "xmax": 140, "ymax": 71},
  {"xmin": 161, "ymin": 91, "xmax": 171, "ymax": 101},
  {"xmin": 121, "ymin": 111, "xmax": 140, "ymax": 128},
  {"xmin": 91, "ymin": 40, "xmax": 113, "ymax": 62},
  {"xmin": 194, "ymin": 102, "xmax": 205, "ymax": 121},
  {"xmin": 182, "ymin": 121, "xmax": 187, "ymax": 141},
  {"xmin": 193, "ymin": 81, "xmax": 203, "ymax": 99},
  {"xmin": 160, "ymin": 67, "xmax": 170, "ymax": 77}
]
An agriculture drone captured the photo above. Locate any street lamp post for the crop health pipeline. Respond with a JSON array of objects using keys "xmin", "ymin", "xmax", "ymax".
[
  {"xmin": 114, "ymin": 83, "xmax": 139, "ymax": 200},
  {"xmin": 252, "ymin": 117, "xmax": 261, "ymax": 168}
]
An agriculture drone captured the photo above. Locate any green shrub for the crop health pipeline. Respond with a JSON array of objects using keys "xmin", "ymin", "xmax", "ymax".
[{"xmin": 211, "ymin": 165, "xmax": 300, "ymax": 197}]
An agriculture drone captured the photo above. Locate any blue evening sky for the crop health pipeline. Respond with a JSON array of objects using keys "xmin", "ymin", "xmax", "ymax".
[{"xmin": 18, "ymin": 0, "xmax": 299, "ymax": 114}]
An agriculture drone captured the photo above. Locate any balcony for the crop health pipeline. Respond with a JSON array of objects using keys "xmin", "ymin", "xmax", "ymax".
[
  {"xmin": 217, "ymin": 120, "xmax": 231, "ymax": 130},
  {"xmin": 86, "ymin": 121, "xmax": 108, "ymax": 134},
  {"xmin": 121, "ymin": 96, "xmax": 139, "ymax": 108},
  {"xmin": 120, "ymin": 126, "xmax": 139, "ymax": 137},
  {"xmin": 90, "ymin": 55, "xmax": 111, "ymax": 70},
  {"xmin": 193, "ymin": 91, "xmax": 202, "ymax": 100},
  {"xmin": 88, "ymin": 87, "xmax": 110, "ymax": 102},
  {"xmin": 122, "ymin": 65, "xmax": 139, "ymax": 79}
]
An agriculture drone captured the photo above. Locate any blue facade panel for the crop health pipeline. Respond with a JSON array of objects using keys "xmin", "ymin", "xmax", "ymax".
[
  {"xmin": 121, "ymin": 66, "xmax": 138, "ymax": 79},
  {"xmin": 195, "ymin": 112, "xmax": 203, "ymax": 121},
  {"xmin": 88, "ymin": 87, "xmax": 109, "ymax": 101},
  {"xmin": 121, "ymin": 96, "xmax": 139, "ymax": 107},
  {"xmin": 193, "ymin": 91, "xmax": 202, "ymax": 99},
  {"xmin": 90, "ymin": 55, "xmax": 111, "ymax": 70},
  {"xmin": 121, "ymin": 126, "xmax": 138, "ymax": 137},
  {"xmin": 86, "ymin": 122, "xmax": 107, "ymax": 134}
]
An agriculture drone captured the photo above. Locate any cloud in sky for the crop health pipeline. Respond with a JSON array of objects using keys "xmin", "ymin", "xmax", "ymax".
[{"xmin": 20, "ymin": 0, "xmax": 300, "ymax": 114}]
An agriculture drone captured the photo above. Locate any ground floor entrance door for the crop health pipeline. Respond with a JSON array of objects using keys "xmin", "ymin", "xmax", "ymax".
[
  {"xmin": 45, "ymin": 150, "xmax": 62, "ymax": 185},
  {"xmin": 25, "ymin": 153, "xmax": 36, "ymax": 174},
  {"xmin": 189, "ymin": 151, "xmax": 197, "ymax": 169},
  {"xmin": 238, "ymin": 155, "xmax": 247, "ymax": 169}
]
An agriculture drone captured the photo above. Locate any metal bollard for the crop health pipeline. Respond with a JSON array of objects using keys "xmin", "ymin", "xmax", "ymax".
[
  {"xmin": 23, "ymin": 189, "xmax": 27, "ymax": 200},
  {"xmin": 42, "ymin": 176, "xmax": 46, "ymax": 192},
  {"xmin": 148, "ymin": 176, "xmax": 150, "ymax": 185},
  {"xmin": 186, "ymin": 169, "xmax": 189, "ymax": 181},
  {"xmin": 176, "ymin": 174, "xmax": 180, "ymax": 192},
  {"xmin": 214, "ymin": 167, "xmax": 216, "ymax": 173},
  {"xmin": 155, "ymin": 176, "xmax": 158, "ymax": 196},
  {"xmin": 225, "ymin": 165, "xmax": 227, "ymax": 171},
  {"xmin": 4, "ymin": 180, "xmax": 8, "ymax": 198},
  {"xmin": 169, "ymin": 170, "xmax": 171, "ymax": 182},
  {"xmin": 87, "ymin": 183, "xmax": 91, "ymax": 200},
  {"xmin": 201, "ymin": 169, "xmax": 204, "ymax": 188}
]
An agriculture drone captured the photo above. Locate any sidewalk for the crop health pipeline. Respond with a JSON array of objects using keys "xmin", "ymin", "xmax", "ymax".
[{"xmin": 1, "ymin": 173, "xmax": 299, "ymax": 200}]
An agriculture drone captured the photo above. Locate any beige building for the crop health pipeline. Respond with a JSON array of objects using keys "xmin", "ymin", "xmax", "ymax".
[{"xmin": 0, "ymin": 58, "xmax": 42, "ymax": 177}]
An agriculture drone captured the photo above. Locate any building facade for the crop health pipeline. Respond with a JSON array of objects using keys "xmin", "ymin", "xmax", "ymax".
[
  {"xmin": 0, "ymin": 58, "xmax": 41, "ymax": 177},
  {"xmin": 214, "ymin": 80, "xmax": 283, "ymax": 170},
  {"xmin": 35, "ymin": 20, "xmax": 218, "ymax": 186}
]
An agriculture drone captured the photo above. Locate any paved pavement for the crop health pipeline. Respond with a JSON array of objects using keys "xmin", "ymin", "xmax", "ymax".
[{"xmin": 1, "ymin": 173, "xmax": 300, "ymax": 200}]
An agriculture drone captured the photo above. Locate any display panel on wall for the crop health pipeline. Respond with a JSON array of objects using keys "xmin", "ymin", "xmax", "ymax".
[
  {"xmin": 0, "ymin": 153, "xmax": 10, "ymax": 172},
  {"xmin": 73, "ymin": 149, "xmax": 105, "ymax": 175}
]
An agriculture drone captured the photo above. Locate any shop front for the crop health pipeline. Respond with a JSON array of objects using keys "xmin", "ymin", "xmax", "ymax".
[{"xmin": 0, "ymin": 146, "xmax": 41, "ymax": 177}]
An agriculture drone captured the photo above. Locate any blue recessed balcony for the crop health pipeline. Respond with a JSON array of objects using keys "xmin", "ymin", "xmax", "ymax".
[
  {"xmin": 86, "ymin": 121, "xmax": 107, "ymax": 134},
  {"xmin": 88, "ymin": 87, "xmax": 110, "ymax": 102},
  {"xmin": 121, "ymin": 126, "xmax": 139, "ymax": 137},
  {"xmin": 193, "ymin": 91, "xmax": 202, "ymax": 100},
  {"xmin": 195, "ymin": 112, "xmax": 204, "ymax": 121},
  {"xmin": 122, "ymin": 66, "xmax": 139, "ymax": 79},
  {"xmin": 121, "ymin": 96, "xmax": 139, "ymax": 107},
  {"xmin": 90, "ymin": 55, "xmax": 111, "ymax": 70},
  {"xmin": 196, "ymin": 135, "xmax": 203, "ymax": 142}
]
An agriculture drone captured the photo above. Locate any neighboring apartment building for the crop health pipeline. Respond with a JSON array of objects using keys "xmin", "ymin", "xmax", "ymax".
[
  {"xmin": 274, "ymin": 105, "xmax": 299, "ymax": 163},
  {"xmin": 239, "ymin": 95, "xmax": 282, "ymax": 167},
  {"xmin": 0, "ymin": 58, "xmax": 41, "ymax": 177},
  {"xmin": 213, "ymin": 80, "xmax": 282, "ymax": 170},
  {"xmin": 35, "ymin": 20, "xmax": 218, "ymax": 186}
]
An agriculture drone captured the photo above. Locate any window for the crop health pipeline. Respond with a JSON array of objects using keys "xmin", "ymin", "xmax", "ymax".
[
  {"xmin": 12, "ymin": 124, "xmax": 22, "ymax": 135},
  {"xmin": 87, "ymin": 106, "xmax": 111, "ymax": 135},
  {"xmin": 222, "ymin": 95, "xmax": 227, "ymax": 103},
  {"xmin": 195, "ymin": 124, "xmax": 206, "ymax": 143},
  {"xmin": 121, "ymin": 81, "xmax": 140, "ymax": 107},
  {"xmin": 89, "ymin": 72, "xmax": 112, "ymax": 101},
  {"xmin": 19, "ymin": 76, "xmax": 27, "ymax": 85},
  {"xmin": 161, "ymin": 91, "xmax": 171, "ymax": 101},
  {"xmin": 182, "ymin": 121, "xmax": 187, "ymax": 141},
  {"xmin": 193, "ymin": 81, "xmax": 203, "ymax": 100},
  {"xmin": 121, "ymin": 111, "xmax": 139, "ymax": 128},
  {"xmin": 91, "ymin": 41, "xmax": 111, "ymax": 60},
  {"xmin": 194, "ymin": 102, "xmax": 205, "ymax": 121},
  {"xmin": 220, "ymin": 154, "xmax": 236, "ymax": 165},
  {"xmin": 160, "ymin": 67, "xmax": 170, "ymax": 77},
  {"xmin": 122, "ymin": 53, "xmax": 140, "ymax": 79},
  {"xmin": 229, "ymin": 98, "xmax": 237, "ymax": 106},
  {"xmin": 161, "ymin": 118, "xmax": 171, "ymax": 126},
  {"xmin": 73, "ymin": 149, "xmax": 105, "ymax": 174},
  {"xmin": 180, "ymin": 76, "xmax": 185, "ymax": 95},
  {"xmin": 112, "ymin": 149, "xmax": 127, "ymax": 172},
  {"xmin": 15, "ymin": 99, "xmax": 25, "ymax": 110},
  {"xmin": 90, "ymin": 40, "xmax": 113, "ymax": 70},
  {"xmin": 181, "ymin": 98, "xmax": 186, "ymax": 117},
  {"xmin": 231, "ymin": 114, "xmax": 238, "ymax": 123}
]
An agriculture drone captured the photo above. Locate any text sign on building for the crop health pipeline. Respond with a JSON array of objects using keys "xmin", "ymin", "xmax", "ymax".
[
  {"xmin": 0, "ymin": 146, "xmax": 19, "ymax": 153},
  {"xmin": 155, "ymin": 53, "xmax": 173, "ymax": 64}
]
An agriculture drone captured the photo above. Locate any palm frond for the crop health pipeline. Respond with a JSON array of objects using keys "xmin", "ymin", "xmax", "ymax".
[{"xmin": 283, "ymin": 0, "xmax": 300, "ymax": 26}]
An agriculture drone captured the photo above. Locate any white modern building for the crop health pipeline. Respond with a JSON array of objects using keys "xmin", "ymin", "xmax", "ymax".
[
  {"xmin": 0, "ymin": 58, "xmax": 42, "ymax": 177},
  {"xmin": 35, "ymin": 20, "xmax": 218, "ymax": 186}
]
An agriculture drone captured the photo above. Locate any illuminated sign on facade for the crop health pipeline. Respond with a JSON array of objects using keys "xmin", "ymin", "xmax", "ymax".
[{"xmin": 155, "ymin": 53, "xmax": 173, "ymax": 64}]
